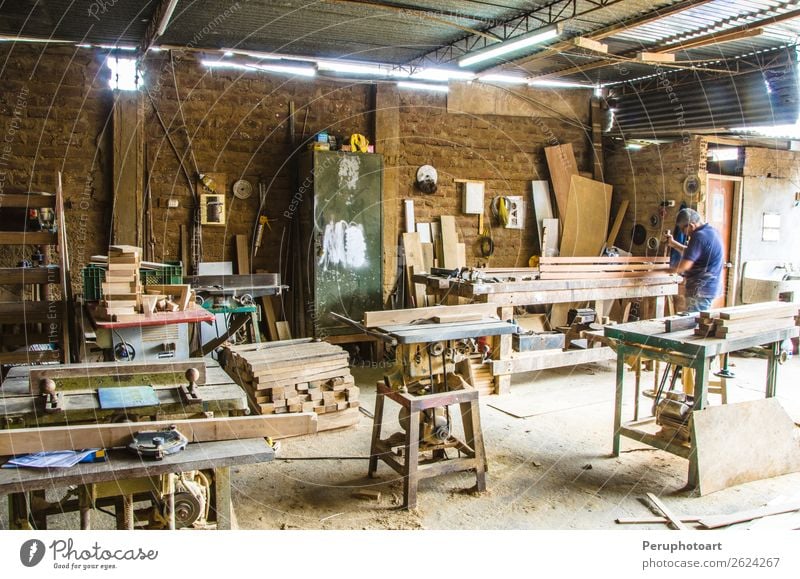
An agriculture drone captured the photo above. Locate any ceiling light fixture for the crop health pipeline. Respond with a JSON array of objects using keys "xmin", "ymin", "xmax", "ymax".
[
  {"xmin": 248, "ymin": 63, "xmax": 316, "ymax": 77},
  {"xmin": 317, "ymin": 61, "xmax": 386, "ymax": 75},
  {"xmin": 478, "ymin": 74, "xmax": 529, "ymax": 84},
  {"xmin": 458, "ymin": 25, "xmax": 560, "ymax": 67},
  {"xmin": 528, "ymin": 79, "xmax": 592, "ymax": 89},
  {"xmin": 397, "ymin": 81, "xmax": 449, "ymax": 93},
  {"xmin": 411, "ymin": 68, "xmax": 475, "ymax": 81}
]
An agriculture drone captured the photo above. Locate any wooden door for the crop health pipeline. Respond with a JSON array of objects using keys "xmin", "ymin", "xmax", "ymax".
[{"xmin": 705, "ymin": 177, "xmax": 734, "ymax": 308}]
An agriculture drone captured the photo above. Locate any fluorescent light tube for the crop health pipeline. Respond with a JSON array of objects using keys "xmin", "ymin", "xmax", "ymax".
[
  {"xmin": 478, "ymin": 74, "xmax": 528, "ymax": 84},
  {"xmin": 411, "ymin": 68, "xmax": 475, "ymax": 81},
  {"xmin": 397, "ymin": 81, "xmax": 449, "ymax": 93},
  {"xmin": 459, "ymin": 26, "xmax": 559, "ymax": 67}
]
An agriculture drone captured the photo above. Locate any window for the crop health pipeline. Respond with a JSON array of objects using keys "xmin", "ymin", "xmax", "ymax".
[
  {"xmin": 762, "ymin": 213, "xmax": 781, "ymax": 242},
  {"xmin": 106, "ymin": 57, "xmax": 141, "ymax": 91}
]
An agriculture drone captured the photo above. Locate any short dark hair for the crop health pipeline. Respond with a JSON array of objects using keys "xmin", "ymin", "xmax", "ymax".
[{"xmin": 676, "ymin": 208, "xmax": 701, "ymax": 226}]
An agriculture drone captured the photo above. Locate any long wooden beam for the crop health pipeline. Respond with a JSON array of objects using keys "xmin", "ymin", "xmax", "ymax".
[{"xmin": 0, "ymin": 414, "xmax": 318, "ymax": 455}]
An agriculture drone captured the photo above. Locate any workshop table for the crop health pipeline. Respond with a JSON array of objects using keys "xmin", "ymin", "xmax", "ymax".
[
  {"xmin": 604, "ymin": 315, "xmax": 799, "ymax": 488},
  {"xmin": 0, "ymin": 438, "xmax": 274, "ymax": 530},
  {"xmin": 416, "ymin": 272, "xmax": 680, "ymax": 393}
]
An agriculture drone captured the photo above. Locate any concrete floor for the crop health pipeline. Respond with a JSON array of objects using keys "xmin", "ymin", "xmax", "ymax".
[
  {"xmin": 2, "ymin": 352, "xmax": 798, "ymax": 530},
  {"xmin": 230, "ymin": 352, "xmax": 800, "ymax": 530}
]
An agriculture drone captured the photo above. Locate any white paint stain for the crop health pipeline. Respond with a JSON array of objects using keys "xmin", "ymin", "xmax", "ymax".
[
  {"xmin": 338, "ymin": 155, "xmax": 360, "ymax": 191},
  {"xmin": 318, "ymin": 220, "xmax": 368, "ymax": 271}
]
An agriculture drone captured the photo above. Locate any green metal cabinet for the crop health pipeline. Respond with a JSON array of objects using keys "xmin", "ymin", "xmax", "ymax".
[{"xmin": 299, "ymin": 151, "xmax": 383, "ymax": 336}]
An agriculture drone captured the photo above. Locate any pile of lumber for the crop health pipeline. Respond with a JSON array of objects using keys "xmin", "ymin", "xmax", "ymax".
[
  {"xmin": 97, "ymin": 245, "xmax": 143, "ymax": 320},
  {"xmin": 695, "ymin": 301, "xmax": 800, "ymax": 338},
  {"xmin": 538, "ymin": 256, "xmax": 671, "ymax": 280},
  {"xmin": 221, "ymin": 339, "xmax": 359, "ymax": 417}
]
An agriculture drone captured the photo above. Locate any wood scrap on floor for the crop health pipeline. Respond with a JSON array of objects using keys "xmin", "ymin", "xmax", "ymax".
[
  {"xmin": 221, "ymin": 340, "xmax": 360, "ymax": 432},
  {"xmin": 691, "ymin": 398, "xmax": 800, "ymax": 495}
]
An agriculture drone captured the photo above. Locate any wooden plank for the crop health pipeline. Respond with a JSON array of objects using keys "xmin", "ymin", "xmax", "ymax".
[
  {"xmin": 440, "ymin": 215, "xmax": 459, "ymax": 269},
  {"xmin": 0, "ymin": 301, "xmax": 62, "ymax": 323},
  {"xmin": 456, "ymin": 243, "xmax": 466, "ymax": 268},
  {"xmin": 606, "ymin": 199, "xmax": 629, "ymax": 247},
  {"xmin": 559, "ymin": 175, "xmax": 612, "ymax": 258},
  {"xmin": 28, "ymin": 359, "xmax": 207, "ymax": 392},
  {"xmin": 692, "ymin": 399, "xmax": 800, "ymax": 495},
  {"xmin": 544, "ymin": 144, "xmax": 579, "ymax": 219},
  {"xmin": 0, "ymin": 414, "xmax": 318, "ymax": 455},
  {"xmin": 0, "ymin": 350, "xmax": 63, "ymax": 364},
  {"xmin": 646, "ymin": 493, "xmax": 690, "ymax": 530},
  {"xmin": 616, "ymin": 516, "xmax": 701, "ymax": 524},
  {"xmin": 275, "ymin": 321, "xmax": 292, "ymax": 340},
  {"xmin": 715, "ymin": 317, "xmax": 795, "ymax": 337},
  {"xmin": 432, "ymin": 312, "xmax": 484, "ymax": 323},
  {"xmin": 540, "ymin": 271, "xmax": 671, "ymax": 280},
  {"xmin": 112, "ymin": 92, "xmax": 144, "ymax": 246},
  {"xmin": 531, "ymin": 180, "xmax": 554, "ymax": 250},
  {"xmin": 541, "ymin": 256, "xmax": 670, "ymax": 264},
  {"xmin": 180, "ymin": 225, "xmax": 190, "ymax": 274},
  {"xmin": 719, "ymin": 303, "xmax": 798, "ymax": 321},
  {"xmin": 0, "ymin": 193, "xmax": 56, "ymax": 208},
  {"xmin": 364, "ymin": 303, "xmax": 498, "ymax": 327},
  {"xmin": 699, "ymin": 502, "xmax": 800, "ymax": 529},
  {"xmin": 261, "ymin": 295, "xmax": 279, "ymax": 341},
  {"xmin": 235, "ymin": 234, "xmax": 250, "ymax": 274},
  {"xmin": 491, "ymin": 346, "xmax": 613, "ymax": 375},
  {"xmin": 0, "ymin": 266, "xmax": 60, "ymax": 285},
  {"xmin": 540, "ymin": 263, "xmax": 669, "ymax": 272},
  {"xmin": 404, "ymin": 199, "xmax": 415, "ymax": 234},
  {"xmin": 402, "ymin": 232, "xmax": 427, "ymax": 308},
  {"xmin": 541, "ymin": 218, "xmax": 559, "ymax": 257},
  {"xmin": 0, "ymin": 231, "xmax": 58, "ymax": 245},
  {"xmin": 421, "ymin": 242, "xmax": 434, "ymax": 274}
]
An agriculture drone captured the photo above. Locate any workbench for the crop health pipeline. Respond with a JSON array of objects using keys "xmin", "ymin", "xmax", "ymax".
[
  {"xmin": 0, "ymin": 438, "xmax": 274, "ymax": 530},
  {"xmin": 604, "ymin": 315, "xmax": 799, "ymax": 488},
  {"xmin": 417, "ymin": 272, "xmax": 680, "ymax": 392}
]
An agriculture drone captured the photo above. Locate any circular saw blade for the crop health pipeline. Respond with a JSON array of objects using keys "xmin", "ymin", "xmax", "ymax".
[{"xmin": 232, "ymin": 179, "xmax": 253, "ymax": 199}]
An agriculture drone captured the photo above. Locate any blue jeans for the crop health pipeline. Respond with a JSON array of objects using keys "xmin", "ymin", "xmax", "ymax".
[{"xmin": 686, "ymin": 296, "xmax": 713, "ymax": 312}]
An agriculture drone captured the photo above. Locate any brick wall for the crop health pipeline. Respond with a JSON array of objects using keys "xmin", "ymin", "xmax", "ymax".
[
  {"xmin": 604, "ymin": 136, "xmax": 708, "ymax": 255},
  {"xmin": 1, "ymin": 46, "xmax": 592, "ymax": 297},
  {"xmin": 0, "ymin": 45, "xmax": 113, "ymax": 284},
  {"xmin": 397, "ymin": 89, "xmax": 590, "ymax": 268}
]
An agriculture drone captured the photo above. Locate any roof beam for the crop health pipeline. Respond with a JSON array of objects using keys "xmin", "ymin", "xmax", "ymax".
[
  {"xmin": 405, "ymin": 0, "xmax": 631, "ymax": 69},
  {"xmin": 323, "ymin": 0, "xmax": 502, "ymax": 41},
  {"xmin": 532, "ymin": 4, "xmax": 800, "ymax": 81},
  {"xmin": 141, "ymin": 0, "xmax": 180, "ymax": 52}
]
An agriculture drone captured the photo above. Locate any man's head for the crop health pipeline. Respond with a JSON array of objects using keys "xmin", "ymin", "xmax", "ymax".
[{"xmin": 675, "ymin": 208, "xmax": 703, "ymax": 235}]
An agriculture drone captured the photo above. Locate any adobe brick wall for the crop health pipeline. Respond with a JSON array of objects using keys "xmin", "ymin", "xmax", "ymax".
[
  {"xmin": 604, "ymin": 136, "xmax": 708, "ymax": 255},
  {"xmin": 1, "ymin": 46, "xmax": 592, "ymax": 297},
  {"xmin": 0, "ymin": 45, "xmax": 113, "ymax": 282}
]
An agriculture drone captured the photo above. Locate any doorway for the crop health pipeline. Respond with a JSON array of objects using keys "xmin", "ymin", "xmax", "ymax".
[{"xmin": 705, "ymin": 175, "xmax": 743, "ymax": 308}]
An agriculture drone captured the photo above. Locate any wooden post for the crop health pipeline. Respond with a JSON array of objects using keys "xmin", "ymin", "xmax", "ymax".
[
  {"xmin": 374, "ymin": 85, "xmax": 400, "ymax": 305},
  {"xmin": 112, "ymin": 92, "xmax": 144, "ymax": 246}
]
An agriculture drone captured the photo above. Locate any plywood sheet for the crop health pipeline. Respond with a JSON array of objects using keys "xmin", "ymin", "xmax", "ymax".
[
  {"xmin": 542, "ymin": 218, "xmax": 559, "ymax": 257},
  {"xmin": 531, "ymin": 180, "xmax": 554, "ymax": 250},
  {"xmin": 440, "ymin": 215, "xmax": 458, "ymax": 269},
  {"xmin": 544, "ymin": 144, "xmax": 579, "ymax": 219},
  {"xmin": 692, "ymin": 398, "xmax": 800, "ymax": 495},
  {"xmin": 559, "ymin": 175, "xmax": 612, "ymax": 258}
]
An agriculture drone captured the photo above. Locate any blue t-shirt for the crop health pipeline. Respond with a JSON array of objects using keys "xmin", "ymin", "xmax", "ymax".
[{"xmin": 682, "ymin": 224, "xmax": 723, "ymax": 298}]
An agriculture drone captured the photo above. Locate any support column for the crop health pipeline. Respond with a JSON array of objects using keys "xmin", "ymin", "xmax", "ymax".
[
  {"xmin": 374, "ymin": 85, "xmax": 400, "ymax": 306},
  {"xmin": 112, "ymin": 91, "xmax": 144, "ymax": 246}
]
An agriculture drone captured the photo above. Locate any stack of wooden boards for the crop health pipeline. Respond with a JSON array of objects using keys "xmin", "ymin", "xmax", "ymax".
[
  {"xmin": 97, "ymin": 245, "xmax": 143, "ymax": 320},
  {"xmin": 221, "ymin": 339, "xmax": 360, "ymax": 424},
  {"xmin": 93, "ymin": 245, "xmax": 194, "ymax": 321},
  {"xmin": 538, "ymin": 256, "xmax": 671, "ymax": 280},
  {"xmin": 695, "ymin": 301, "xmax": 800, "ymax": 338}
]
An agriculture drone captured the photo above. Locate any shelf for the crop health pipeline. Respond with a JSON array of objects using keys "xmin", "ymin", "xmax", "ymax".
[
  {"xmin": 0, "ymin": 231, "xmax": 58, "ymax": 245},
  {"xmin": 0, "ymin": 193, "xmax": 56, "ymax": 208},
  {"xmin": 0, "ymin": 350, "xmax": 62, "ymax": 364},
  {"xmin": 0, "ymin": 266, "xmax": 61, "ymax": 285},
  {"xmin": 0, "ymin": 301, "xmax": 64, "ymax": 324}
]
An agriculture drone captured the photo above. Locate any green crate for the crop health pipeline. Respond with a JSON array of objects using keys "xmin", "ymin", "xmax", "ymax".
[
  {"xmin": 81, "ymin": 265, "xmax": 107, "ymax": 301},
  {"xmin": 82, "ymin": 261, "xmax": 183, "ymax": 300},
  {"xmin": 140, "ymin": 261, "xmax": 182, "ymax": 286}
]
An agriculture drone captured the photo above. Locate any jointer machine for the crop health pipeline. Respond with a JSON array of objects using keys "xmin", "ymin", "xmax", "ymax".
[
  {"xmin": 333, "ymin": 307, "xmax": 517, "ymax": 509},
  {"xmin": 0, "ymin": 359, "xmax": 266, "ymax": 530}
]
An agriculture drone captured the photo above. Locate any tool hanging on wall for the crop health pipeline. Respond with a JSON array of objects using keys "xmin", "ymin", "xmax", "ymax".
[
  {"xmin": 491, "ymin": 196, "xmax": 509, "ymax": 227},
  {"xmin": 349, "ymin": 133, "xmax": 369, "ymax": 153}
]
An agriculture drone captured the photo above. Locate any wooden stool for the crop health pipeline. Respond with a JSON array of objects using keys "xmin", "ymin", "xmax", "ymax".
[{"xmin": 368, "ymin": 380, "xmax": 487, "ymax": 510}]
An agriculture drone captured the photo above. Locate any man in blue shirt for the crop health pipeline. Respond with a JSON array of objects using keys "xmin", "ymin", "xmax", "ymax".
[{"xmin": 663, "ymin": 208, "xmax": 724, "ymax": 312}]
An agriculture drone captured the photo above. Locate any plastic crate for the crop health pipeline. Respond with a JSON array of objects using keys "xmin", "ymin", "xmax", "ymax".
[
  {"xmin": 140, "ymin": 261, "xmax": 182, "ymax": 286},
  {"xmin": 82, "ymin": 261, "xmax": 183, "ymax": 300},
  {"xmin": 81, "ymin": 265, "xmax": 106, "ymax": 301}
]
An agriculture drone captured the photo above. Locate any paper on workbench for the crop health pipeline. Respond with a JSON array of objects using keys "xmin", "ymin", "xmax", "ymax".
[{"xmin": 2, "ymin": 449, "xmax": 99, "ymax": 468}]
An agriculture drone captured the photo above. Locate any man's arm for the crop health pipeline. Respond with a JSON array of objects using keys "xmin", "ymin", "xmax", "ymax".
[
  {"xmin": 673, "ymin": 258, "xmax": 695, "ymax": 275},
  {"xmin": 663, "ymin": 230, "xmax": 688, "ymax": 254}
]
